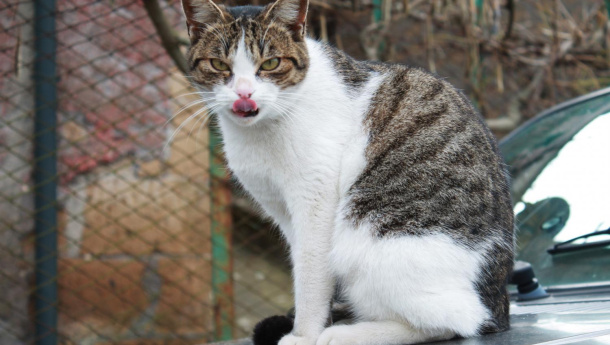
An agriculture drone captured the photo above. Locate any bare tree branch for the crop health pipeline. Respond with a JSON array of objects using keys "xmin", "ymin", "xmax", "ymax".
[
  {"xmin": 486, "ymin": 68, "xmax": 545, "ymax": 132},
  {"xmin": 143, "ymin": 0, "xmax": 189, "ymax": 75}
]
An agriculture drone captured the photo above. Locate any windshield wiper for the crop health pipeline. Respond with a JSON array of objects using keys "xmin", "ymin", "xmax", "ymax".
[{"xmin": 547, "ymin": 227, "xmax": 610, "ymax": 255}]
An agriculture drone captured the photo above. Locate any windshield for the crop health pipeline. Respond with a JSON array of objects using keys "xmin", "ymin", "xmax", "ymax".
[{"xmin": 500, "ymin": 90, "xmax": 610, "ymax": 287}]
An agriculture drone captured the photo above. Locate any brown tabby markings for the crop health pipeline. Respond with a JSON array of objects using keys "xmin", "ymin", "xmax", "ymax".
[
  {"xmin": 322, "ymin": 47, "xmax": 514, "ymax": 332},
  {"xmin": 186, "ymin": 6, "xmax": 309, "ymax": 89},
  {"xmin": 347, "ymin": 65, "xmax": 512, "ymax": 243},
  {"xmin": 321, "ymin": 45, "xmax": 371, "ymax": 90}
]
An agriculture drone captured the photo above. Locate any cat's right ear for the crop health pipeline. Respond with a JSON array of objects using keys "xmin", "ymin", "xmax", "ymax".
[{"xmin": 181, "ymin": 0, "xmax": 230, "ymax": 41}]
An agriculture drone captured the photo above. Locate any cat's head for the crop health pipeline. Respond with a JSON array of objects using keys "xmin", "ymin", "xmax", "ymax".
[{"xmin": 181, "ymin": 0, "xmax": 310, "ymax": 126}]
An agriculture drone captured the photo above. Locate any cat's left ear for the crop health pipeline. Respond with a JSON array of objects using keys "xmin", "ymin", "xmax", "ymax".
[
  {"xmin": 181, "ymin": 0, "xmax": 230, "ymax": 41},
  {"xmin": 261, "ymin": 0, "xmax": 309, "ymax": 41}
]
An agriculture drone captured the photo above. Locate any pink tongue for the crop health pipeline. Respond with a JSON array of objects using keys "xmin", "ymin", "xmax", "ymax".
[{"xmin": 232, "ymin": 98, "xmax": 258, "ymax": 114}]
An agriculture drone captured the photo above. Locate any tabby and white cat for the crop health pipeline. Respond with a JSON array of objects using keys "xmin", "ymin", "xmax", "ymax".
[{"xmin": 180, "ymin": 0, "xmax": 514, "ymax": 343}]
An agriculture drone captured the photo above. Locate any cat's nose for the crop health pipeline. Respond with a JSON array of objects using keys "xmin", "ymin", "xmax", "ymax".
[
  {"xmin": 235, "ymin": 78, "xmax": 254, "ymax": 99},
  {"xmin": 237, "ymin": 90, "xmax": 252, "ymax": 99}
]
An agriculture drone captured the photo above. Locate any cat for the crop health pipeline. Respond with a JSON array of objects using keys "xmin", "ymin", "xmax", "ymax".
[{"xmin": 180, "ymin": 0, "xmax": 515, "ymax": 344}]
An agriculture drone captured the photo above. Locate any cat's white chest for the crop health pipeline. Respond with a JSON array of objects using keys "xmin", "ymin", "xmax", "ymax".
[
  {"xmin": 220, "ymin": 123, "xmax": 294, "ymax": 207},
  {"xmin": 218, "ymin": 101, "xmax": 359, "ymax": 243}
]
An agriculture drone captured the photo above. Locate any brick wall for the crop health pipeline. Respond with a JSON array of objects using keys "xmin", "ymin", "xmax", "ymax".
[
  {"xmin": 1, "ymin": 0, "xmax": 218, "ymax": 342},
  {"xmin": 54, "ymin": 72, "xmax": 214, "ymax": 344}
]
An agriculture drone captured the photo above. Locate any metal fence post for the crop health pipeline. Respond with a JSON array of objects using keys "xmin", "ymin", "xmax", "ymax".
[
  {"xmin": 209, "ymin": 126, "xmax": 235, "ymax": 340},
  {"xmin": 33, "ymin": 0, "xmax": 58, "ymax": 343}
]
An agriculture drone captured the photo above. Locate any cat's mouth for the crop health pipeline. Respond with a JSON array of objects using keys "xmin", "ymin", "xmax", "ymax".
[
  {"xmin": 233, "ymin": 109, "xmax": 259, "ymax": 118},
  {"xmin": 232, "ymin": 99, "xmax": 259, "ymax": 118}
]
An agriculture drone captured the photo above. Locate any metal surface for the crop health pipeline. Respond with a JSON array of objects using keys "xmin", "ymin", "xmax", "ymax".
[
  {"xmin": 498, "ymin": 86, "xmax": 610, "ymax": 146},
  {"xmin": 511, "ymin": 300, "xmax": 610, "ymax": 315},
  {"xmin": 210, "ymin": 125, "xmax": 235, "ymax": 340},
  {"xmin": 33, "ymin": 0, "xmax": 58, "ymax": 343},
  {"xmin": 427, "ymin": 313, "xmax": 610, "ymax": 345},
  {"xmin": 205, "ymin": 291, "xmax": 610, "ymax": 345},
  {"xmin": 432, "ymin": 291, "xmax": 610, "ymax": 344},
  {"xmin": 428, "ymin": 288, "xmax": 610, "ymax": 344}
]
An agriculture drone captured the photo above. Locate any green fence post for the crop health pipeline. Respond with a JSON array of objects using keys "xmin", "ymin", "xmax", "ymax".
[
  {"xmin": 475, "ymin": 0, "xmax": 484, "ymax": 27},
  {"xmin": 209, "ymin": 125, "xmax": 235, "ymax": 340},
  {"xmin": 372, "ymin": 0, "xmax": 385, "ymax": 57},
  {"xmin": 33, "ymin": 0, "xmax": 58, "ymax": 343}
]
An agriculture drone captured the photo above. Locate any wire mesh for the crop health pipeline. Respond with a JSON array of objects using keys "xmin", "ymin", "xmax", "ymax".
[
  {"xmin": 1, "ymin": 0, "xmax": 609, "ymax": 344},
  {"xmin": 1, "ymin": 0, "xmax": 292, "ymax": 344}
]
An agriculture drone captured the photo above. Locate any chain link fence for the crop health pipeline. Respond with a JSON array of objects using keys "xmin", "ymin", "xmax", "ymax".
[
  {"xmin": 1, "ymin": 0, "xmax": 608, "ymax": 344},
  {"xmin": 1, "ymin": 0, "xmax": 292, "ymax": 344}
]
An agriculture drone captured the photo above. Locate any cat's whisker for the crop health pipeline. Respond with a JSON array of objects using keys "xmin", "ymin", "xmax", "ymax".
[
  {"xmin": 269, "ymin": 93, "xmax": 302, "ymax": 98},
  {"xmin": 176, "ymin": 95, "xmax": 216, "ymax": 105},
  {"xmin": 283, "ymin": 110, "xmax": 300, "ymax": 127},
  {"xmin": 164, "ymin": 102, "xmax": 218, "ymax": 151},
  {"xmin": 217, "ymin": 26, "xmax": 230, "ymax": 51},
  {"xmin": 171, "ymin": 91, "xmax": 216, "ymax": 100},
  {"xmin": 197, "ymin": 108, "xmax": 215, "ymax": 133},
  {"xmin": 269, "ymin": 101, "xmax": 299, "ymax": 127},
  {"xmin": 195, "ymin": 104, "xmax": 225, "ymax": 151},
  {"xmin": 273, "ymin": 91, "xmax": 301, "ymax": 95},
  {"xmin": 256, "ymin": 94, "xmax": 301, "ymax": 105},
  {"xmin": 269, "ymin": 104, "xmax": 295, "ymax": 127},
  {"xmin": 268, "ymin": 98, "xmax": 292, "ymax": 110},
  {"xmin": 266, "ymin": 103, "xmax": 284, "ymax": 118},
  {"xmin": 188, "ymin": 105, "xmax": 216, "ymax": 141},
  {"xmin": 278, "ymin": 107, "xmax": 303, "ymax": 128},
  {"xmin": 189, "ymin": 102, "xmax": 221, "ymax": 139},
  {"xmin": 203, "ymin": 23, "xmax": 229, "ymax": 50},
  {"xmin": 220, "ymin": 26, "xmax": 231, "ymax": 51},
  {"xmin": 261, "ymin": 18, "xmax": 275, "ymax": 54},
  {"xmin": 163, "ymin": 117, "xmax": 195, "ymax": 153},
  {"xmin": 257, "ymin": 21, "xmax": 265, "ymax": 53},
  {"xmin": 170, "ymin": 98, "xmax": 214, "ymax": 115},
  {"xmin": 274, "ymin": 95, "xmax": 303, "ymax": 103},
  {"xmin": 274, "ymin": 97, "xmax": 301, "ymax": 105},
  {"xmin": 274, "ymin": 99, "xmax": 299, "ymax": 112},
  {"xmin": 195, "ymin": 115, "xmax": 213, "ymax": 152},
  {"xmin": 274, "ymin": 96, "xmax": 301, "ymax": 101},
  {"xmin": 164, "ymin": 101, "xmax": 205, "ymax": 127},
  {"xmin": 163, "ymin": 98, "xmax": 217, "ymax": 127}
]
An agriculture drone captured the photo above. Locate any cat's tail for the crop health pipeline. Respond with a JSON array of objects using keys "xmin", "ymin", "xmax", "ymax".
[{"xmin": 252, "ymin": 315, "xmax": 294, "ymax": 345}]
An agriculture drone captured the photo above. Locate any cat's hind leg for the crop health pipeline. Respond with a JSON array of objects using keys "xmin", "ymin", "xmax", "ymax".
[
  {"xmin": 330, "ymin": 223, "xmax": 493, "ymax": 342},
  {"xmin": 315, "ymin": 321, "xmax": 455, "ymax": 345}
]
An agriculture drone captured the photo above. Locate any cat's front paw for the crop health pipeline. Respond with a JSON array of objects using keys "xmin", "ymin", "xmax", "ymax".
[{"xmin": 278, "ymin": 333, "xmax": 316, "ymax": 345}]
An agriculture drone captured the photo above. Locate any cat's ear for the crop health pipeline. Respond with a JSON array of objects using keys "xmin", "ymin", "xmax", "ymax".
[
  {"xmin": 261, "ymin": 0, "xmax": 309, "ymax": 41},
  {"xmin": 181, "ymin": 0, "xmax": 230, "ymax": 41}
]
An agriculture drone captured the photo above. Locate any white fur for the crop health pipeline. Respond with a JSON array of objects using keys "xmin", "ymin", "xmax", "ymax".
[
  {"xmin": 330, "ymin": 219, "xmax": 490, "ymax": 335},
  {"xmin": 317, "ymin": 321, "xmax": 455, "ymax": 345},
  {"xmin": 208, "ymin": 35, "xmax": 493, "ymax": 345}
]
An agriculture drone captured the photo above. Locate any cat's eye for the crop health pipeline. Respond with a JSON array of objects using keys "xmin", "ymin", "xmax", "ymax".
[
  {"xmin": 260, "ymin": 58, "xmax": 280, "ymax": 71},
  {"xmin": 210, "ymin": 59, "xmax": 230, "ymax": 71}
]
